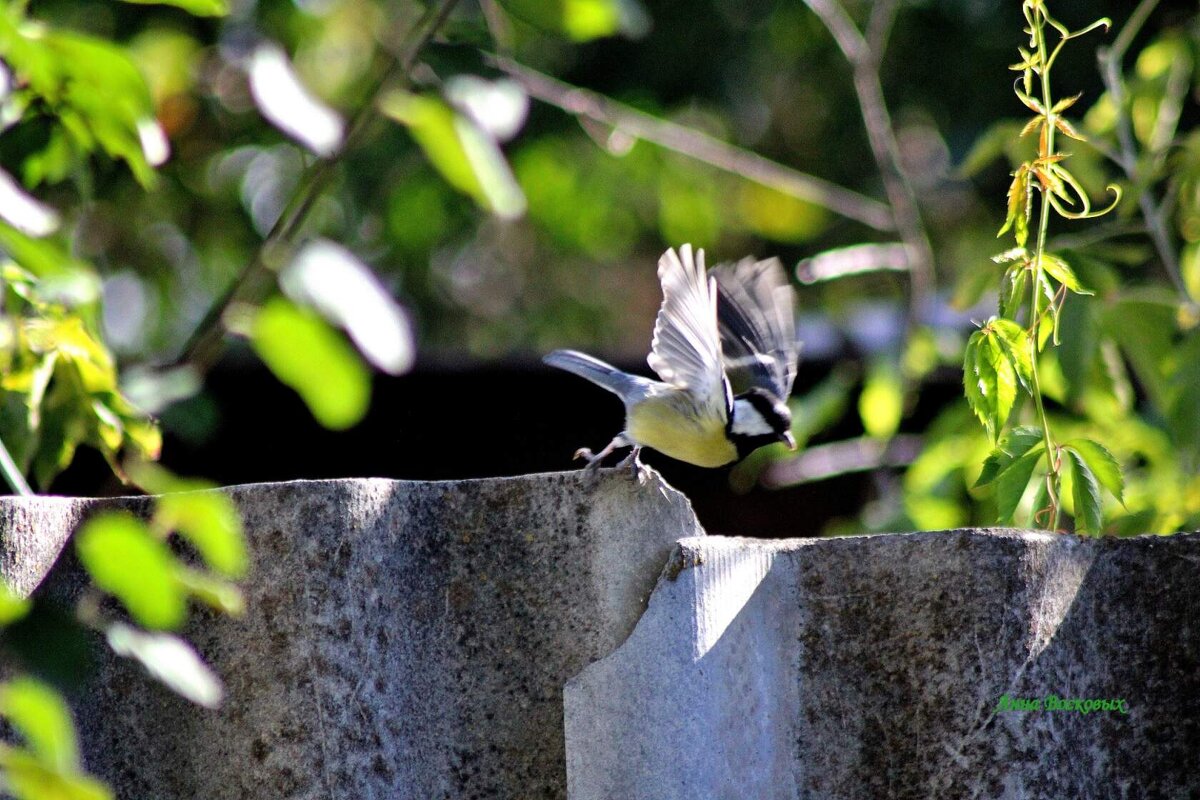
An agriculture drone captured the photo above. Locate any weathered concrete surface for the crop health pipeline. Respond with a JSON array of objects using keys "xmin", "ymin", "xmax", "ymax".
[
  {"xmin": 0, "ymin": 496, "xmax": 86, "ymax": 595},
  {"xmin": 4, "ymin": 471, "xmax": 700, "ymax": 799},
  {"xmin": 566, "ymin": 530, "xmax": 1200, "ymax": 800}
]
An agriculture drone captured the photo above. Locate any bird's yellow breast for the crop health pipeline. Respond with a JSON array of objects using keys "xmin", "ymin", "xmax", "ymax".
[{"xmin": 626, "ymin": 396, "xmax": 737, "ymax": 468}]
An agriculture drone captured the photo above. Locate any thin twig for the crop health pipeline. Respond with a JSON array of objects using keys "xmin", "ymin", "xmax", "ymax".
[
  {"xmin": 865, "ymin": 0, "xmax": 901, "ymax": 65},
  {"xmin": 761, "ymin": 434, "xmax": 922, "ymax": 488},
  {"xmin": 0, "ymin": 435, "xmax": 32, "ymax": 496},
  {"xmin": 174, "ymin": 0, "xmax": 462, "ymax": 372},
  {"xmin": 802, "ymin": 0, "xmax": 935, "ymax": 324},
  {"xmin": 488, "ymin": 55, "xmax": 896, "ymax": 232},
  {"xmin": 1096, "ymin": 0, "xmax": 1191, "ymax": 302}
]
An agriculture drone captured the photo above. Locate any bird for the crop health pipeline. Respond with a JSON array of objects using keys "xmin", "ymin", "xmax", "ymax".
[{"xmin": 543, "ymin": 244, "xmax": 799, "ymax": 476}]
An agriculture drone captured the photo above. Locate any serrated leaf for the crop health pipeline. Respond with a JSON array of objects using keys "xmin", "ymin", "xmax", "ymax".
[
  {"xmin": 1041, "ymin": 253, "xmax": 1091, "ymax": 294},
  {"xmin": 996, "ymin": 449, "xmax": 1043, "ymax": 525},
  {"xmin": 1066, "ymin": 439, "xmax": 1125, "ymax": 506},
  {"xmin": 990, "ymin": 318, "xmax": 1034, "ymax": 390},
  {"xmin": 992, "ymin": 247, "xmax": 1029, "ymax": 264},
  {"xmin": 963, "ymin": 332, "xmax": 990, "ymax": 435},
  {"xmin": 975, "ymin": 426, "xmax": 1044, "ymax": 487},
  {"xmin": 998, "ymin": 166, "xmax": 1031, "ymax": 247},
  {"xmin": 1000, "ymin": 266, "xmax": 1028, "ymax": 320},
  {"xmin": 1051, "ymin": 93, "xmax": 1082, "ymax": 114},
  {"xmin": 75, "ymin": 512, "xmax": 187, "ymax": 630},
  {"xmin": 1066, "ymin": 447, "xmax": 1103, "ymax": 534},
  {"xmin": 1054, "ymin": 116, "xmax": 1086, "ymax": 141},
  {"xmin": 982, "ymin": 329, "xmax": 1018, "ymax": 438}
]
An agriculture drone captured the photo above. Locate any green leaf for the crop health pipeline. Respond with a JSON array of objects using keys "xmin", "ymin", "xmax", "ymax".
[
  {"xmin": 0, "ymin": 749, "xmax": 111, "ymax": 800},
  {"xmin": 999, "ymin": 265, "xmax": 1027, "ymax": 320},
  {"xmin": 1040, "ymin": 253, "xmax": 1091, "ymax": 295},
  {"xmin": 0, "ymin": 580, "xmax": 31, "ymax": 625},
  {"xmin": 963, "ymin": 332, "xmax": 989, "ymax": 436},
  {"xmin": 0, "ymin": 679, "xmax": 77, "ymax": 771},
  {"xmin": 858, "ymin": 359, "xmax": 903, "ymax": 439},
  {"xmin": 174, "ymin": 567, "xmax": 245, "ymax": 616},
  {"xmin": 958, "ymin": 121, "xmax": 1025, "ymax": 177},
  {"xmin": 75, "ymin": 512, "xmax": 187, "ymax": 630},
  {"xmin": 497, "ymin": 0, "xmax": 643, "ymax": 41},
  {"xmin": 131, "ymin": 473, "xmax": 247, "ymax": 579},
  {"xmin": 106, "ymin": 623, "xmax": 224, "ymax": 708},
  {"xmin": 1066, "ymin": 439, "xmax": 1125, "ymax": 506},
  {"xmin": 990, "ymin": 318, "xmax": 1033, "ymax": 391},
  {"xmin": 379, "ymin": 92, "xmax": 526, "ymax": 220},
  {"xmin": 981, "ymin": 327, "xmax": 1018, "ymax": 438},
  {"xmin": 249, "ymin": 297, "xmax": 370, "ymax": 431},
  {"xmin": 996, "ymin": 449, "xmax": 1043, "ymax": 525},
  {"xmin": 975, "ymin": 426, "xmax": 1043, "ymax": 487},
  {"xmin": 117, "ymin": 0, "xmax": 228, "ymax": 15},
  {"xmin": 1066, "ymin": 447, "xmax": 1103, "ymax": 534}
]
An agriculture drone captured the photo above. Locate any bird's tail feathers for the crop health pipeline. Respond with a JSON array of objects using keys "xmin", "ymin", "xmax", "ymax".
[{"xmin": 543, "ymin": 349, "xmax": 649, "ymax": 399}]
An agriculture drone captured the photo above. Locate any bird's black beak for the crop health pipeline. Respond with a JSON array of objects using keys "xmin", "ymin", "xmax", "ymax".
[{"xmin": 781, "ymin": 430, "xmax": 797, "ymax": 451}]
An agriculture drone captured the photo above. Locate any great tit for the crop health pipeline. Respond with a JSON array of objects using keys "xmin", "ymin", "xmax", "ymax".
[{"xmin": 544, "ymin": 244, "xmax": 799, "ymax": 473}]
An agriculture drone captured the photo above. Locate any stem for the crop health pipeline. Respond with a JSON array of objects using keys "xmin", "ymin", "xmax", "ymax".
[
  {"xmin": 173, "ymin": 0, "xmax": 462, "ymax": 373},
  {"xmin": 1028, "ymin": 8, "xmax": 1060, "ymax": 530},
  {"xmin": 0, "ymin": 436, "xmax": 32, "ymax": 496}
]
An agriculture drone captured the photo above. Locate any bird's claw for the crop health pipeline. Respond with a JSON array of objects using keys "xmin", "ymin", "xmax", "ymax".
[{"xmin": 616, "ymin": 449, "xmax": 649, "ymax": 484}]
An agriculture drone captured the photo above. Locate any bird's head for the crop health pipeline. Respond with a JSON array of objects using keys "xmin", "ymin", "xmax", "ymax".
[{"xmin": 730, "ymin": 388, "xmax": 796, "ymax": 455}]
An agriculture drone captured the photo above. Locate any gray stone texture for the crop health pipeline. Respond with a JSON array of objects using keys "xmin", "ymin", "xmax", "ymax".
[
  {"xmin": 565, "ymin": 529, "xmax": 1200, "ymax": 800},
  {"xmin": 3, "ymin": 472, "xmax": 700, "ymax": 800}
]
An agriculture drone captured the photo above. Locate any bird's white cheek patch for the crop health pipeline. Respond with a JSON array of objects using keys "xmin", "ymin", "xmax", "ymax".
[{"xmin": 731, "ymin": 399, "xmax": 775, "ymax": 436}]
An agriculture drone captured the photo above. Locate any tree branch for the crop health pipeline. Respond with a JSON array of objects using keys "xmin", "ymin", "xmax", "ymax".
[
  {"xmin": 489, "ymin": 56, "xmax": 896, "ymax": 232},
  {"xmin": 174, "ymin": 0, "xmax": 462, "ymax": 373},
  {"xmin": 1097, "ymin": 0, "xmax": 1191, "ymax": 302},
  {"xmin": 760, "ymin": 435, "xmax": 923, "ymax": 488},
  {"xmin": 802, "ymin": 0, "xmax": 935, "ymax": 324}
]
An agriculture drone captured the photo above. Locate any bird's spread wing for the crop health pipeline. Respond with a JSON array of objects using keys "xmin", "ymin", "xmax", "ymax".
[
  {"xmin": 647, "ymin": 245, "xmax": 730, "ymax": 419},
  {"xmin": 712, "ymin": 256, "xmax": 798, "ymax": 399}
]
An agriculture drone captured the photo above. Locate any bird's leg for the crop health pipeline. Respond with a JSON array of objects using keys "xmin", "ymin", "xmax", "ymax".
[
  {"xmin": 573, "ymin": 434, "xmax": 631, "ymax": 473},
  {"xmin": 615, "ymin": 445, "xmax": 647, "ymax": 483}
]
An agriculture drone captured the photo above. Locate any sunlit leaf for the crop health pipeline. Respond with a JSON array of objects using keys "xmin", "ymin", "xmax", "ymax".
[
  {"xmin": 281, "ymin": 240, "xmax": 415, "ymax": 376},
  {"xmin": 975, "ymin": 426, "xmax": 1043, "ymax": 488},
  {"xmin": 106, "ymin": 623, "xmax": 224, "ymax": 708},
  {"xmin": 118, "ymin": 0, "xmax": 228, "ymax": 16},
  {"xmin": 380, "ymin": 91, "xmax": 526, "ymax": 219},
  {"xmin": 1066, "ymin": 439, "xmax": 1124, "ymax": 506},
  {"xmin": 154, "ymin": 490, "xmax": 246, "ymax": 578},
  {"xmin": 0, "ymin": 679, "xmax": 77, "ymax": 771},
  {"xmin": 248, "ymin": 43, "xmax": 345, "ymax": 158},
  {"xmin": 990, "ymin": 317, "xmax": 1033, "ymax": 390},
  {"xmin": 1041, "ymin": 253, "xmax": 1091, "ymax": 294},
  {"xmin": 858, "ymin": 359, "xmax": 903, "ymax": 440},
  {"xmin": 0, "ymin": 580, "xmax": 30, "ymax": 625},
  {"xmin": 249, "ymin": 298, "xmax": 370, "ymax": 430},
  {"xmin": 75, "ymin": 512, "xmax": 187, "ymax": 630},
  {"xmin": 174, "ymin": 567, "xmax": 245, "ymax": 616},
  {"xmin": 1065, "ymin": 447, "xmax": 1103, "ymax": 534},
  {"xmin": 0, "ymin": 749, "xmax": 111, "ymax": 800},
  {"xmin": 498, "ymin": 0, "xmax": 647, "ymax": 41}
]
